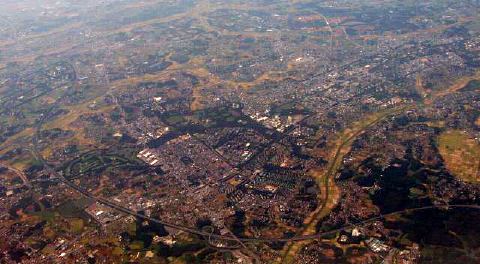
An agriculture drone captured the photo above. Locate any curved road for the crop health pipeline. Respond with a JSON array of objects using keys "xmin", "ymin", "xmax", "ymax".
[
  {"xmin": 0, "ymin": 161, "xmax": 32, "ymax": 188},
  {"xmin": 30, "ymin": 142, "xmax": 480, "ymax": 244},
  {"xmin": 29, "ymin": 99, "xmax": 480, "ymax": 247}
]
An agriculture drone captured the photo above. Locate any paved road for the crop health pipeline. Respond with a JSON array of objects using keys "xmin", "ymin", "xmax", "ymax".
[
  {"xmin": 279, "ymin": 106, "xmax": 412, "ymax": 262},
  {"xmin": 29, "ymin": 104, "xmax": 480, "ymax": 246},
  {"xmin": 25, "ymin": 154, "xmax": 480, "ymax": 244},
  {"xmin": 0, "ymin": 161, "xmax": 32, "ymax": 188},
  {"xmin": 27, "ymin": 77, "xmax": 480, "ymax": 249},
  {"xmin": 30, "ymin": 126, "xmax": 480, "ymax": 245}
]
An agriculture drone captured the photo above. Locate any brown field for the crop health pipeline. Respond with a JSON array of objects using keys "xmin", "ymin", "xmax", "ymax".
[
  {"xmin": 424, "ymin": 71, "xmax": 480, "ymax": 104},
  {"xmin": 437, "ymin": 130, "xmax": 480, "ymax": 183}
]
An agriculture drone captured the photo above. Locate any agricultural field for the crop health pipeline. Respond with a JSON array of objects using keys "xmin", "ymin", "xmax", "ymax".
[{"xmin": 437, "ymin": 130, "xmax": 480, "ymax": 183}]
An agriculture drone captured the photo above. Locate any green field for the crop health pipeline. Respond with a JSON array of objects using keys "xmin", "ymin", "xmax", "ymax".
[{"xmin": 438, "ymin": 130, "xmax": 480, "ymax": 182}]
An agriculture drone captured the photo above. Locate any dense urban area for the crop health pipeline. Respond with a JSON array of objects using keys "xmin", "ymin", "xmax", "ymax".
[{"xmin": 1, "ymin": 0, "xmax": 480, "ymax": 263}]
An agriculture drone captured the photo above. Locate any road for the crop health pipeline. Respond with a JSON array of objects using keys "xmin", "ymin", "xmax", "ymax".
[
  {"xmin": 279, "ymin": 105, "xmax": 412, "ymax": 263},
  {"xmin": 28, "ymin": 104, "xmax": 480, "ymax": 247},
  {"xmin": 0, "ymin": 161, "xmax": 32, "ymax": 188},
  {"xmin": 24, "ymin": 45, "xmax": 480, "ymax": 250},
  {"xmin": 25, "ymin": 153, "xmax": 480, "ymax": 244}
]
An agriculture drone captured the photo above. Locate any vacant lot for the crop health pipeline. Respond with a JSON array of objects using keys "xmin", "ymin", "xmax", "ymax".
[{"xmin": 438, "ymin": 130, "xmax": 480, "ymax": 183}]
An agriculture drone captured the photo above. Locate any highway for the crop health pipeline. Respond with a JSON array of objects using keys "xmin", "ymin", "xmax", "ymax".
[
  {"xmin": 26, "ymin": 77, "xmax": 480, "ymax": 249},
  {"xmin": 28, "ymin": 104, "xmax": 480, "ymax": 247},
  {"xmin": 25, "ymin": 150, "xmax": 480, "ymax": 244},
  {"xmin": 30, "ymin": 125, "xmax": 480, "ymax": 245},
  {"xmin": 279, "ymin": 105, "xmax": 413, "ymax": 262},
  {"xmin": 0, "ymin": 161, "xmax": 32, "ymax": 188}
]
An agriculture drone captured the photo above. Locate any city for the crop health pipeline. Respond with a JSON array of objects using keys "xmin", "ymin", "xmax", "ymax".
[{"xmin": 0, "ymin": 0, "xmax": 480, "ymax": 263}]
